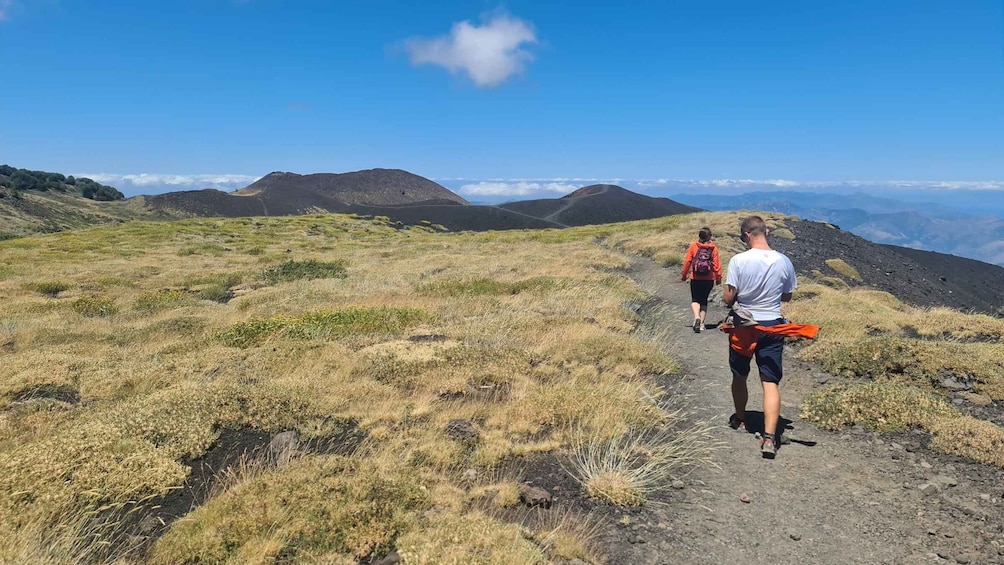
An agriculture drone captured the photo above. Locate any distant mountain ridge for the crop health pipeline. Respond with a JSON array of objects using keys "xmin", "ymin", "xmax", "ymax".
[
  {"xmin": 499, "ymin": 184, "xmax": 699, "ymax": 226},
  {"xmin": 142, "ymin": 172, "xmax": 699, "ymax": 231},
  {"xmin": 235, "ymin": 169, "xmax": 470, "ymax": 206},
  {"xmin": 675, "ymin": 191, "xmax": 1004, "ymax": 266}
]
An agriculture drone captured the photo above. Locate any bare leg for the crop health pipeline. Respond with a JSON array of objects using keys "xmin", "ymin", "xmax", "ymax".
[
  {"xmin": 698, "ymin": 305, "xmax": 707, "ymax": 324},
  {"xmin": 731, "ymin": 376, "xmax": 748, "ymax": 420},
  {"xmin": 762, "ymin": 381, "xmax": 780, "ymax": 437},
  {"xmin": 690, "ymin": 301, "xmax": 700, "ymax": 321}
]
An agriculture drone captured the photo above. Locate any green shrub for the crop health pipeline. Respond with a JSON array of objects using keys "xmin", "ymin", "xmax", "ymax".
[
  {"xmin": 260, "ymin": 259, "xmax": 348, "ymax": 284},
  {"xmin": 800, "ymin": 382, "xmax": 956, "ymax": 432},
  {"xmin": 218, "ymin": 307, "xmax": 434, "ymax": 348},
  {"xmin": 134, "ymin": 290, "xmax": 198, "ymax": 313},
  {"xmin": 659, "ymin": 253, "xmax": 684, "ymax": 267},
  {"xmin": 72, "ymin": 296, "xmax": 119, "ymax": 317},
  {"xmin": 31, "ymin": 281, "xmax": 72, "ymax": 297},
  {"xmin": 824, "ymin": 258, "xmax": 862, "ymax": 282},
  {"xmin": 197, "ymin": 284, "xmax": 234, "ymax": 304}
]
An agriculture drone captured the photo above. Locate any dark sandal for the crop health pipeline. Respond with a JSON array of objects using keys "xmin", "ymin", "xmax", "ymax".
[{"xmin": 728, "ymin": 413, "xmax": 745, "ymax": 430}]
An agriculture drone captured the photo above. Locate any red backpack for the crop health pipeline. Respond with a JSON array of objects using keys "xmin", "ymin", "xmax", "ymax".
[{"xmin": 693, "ymin": 246, "xmax": 714, "ymax": 276}]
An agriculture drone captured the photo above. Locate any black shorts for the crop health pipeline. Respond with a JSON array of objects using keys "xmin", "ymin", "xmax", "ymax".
[
  {"xmin": 690, "ymin": 279, "xmax": 714, "ymax": 307},
  {"xmin": 729, "ymin": 318, "xmax": 785, "ymax": 384}
]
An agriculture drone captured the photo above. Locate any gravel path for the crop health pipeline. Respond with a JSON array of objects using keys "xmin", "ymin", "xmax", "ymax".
[{"xmin": 593, "ymin": 257, "xmax": 1004, "ymax": 565}]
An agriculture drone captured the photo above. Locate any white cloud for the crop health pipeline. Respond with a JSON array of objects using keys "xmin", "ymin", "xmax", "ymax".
[
  {"xmin": 0, "ymin": 0, "xmax": 12, "ymax": 21},
  {"xmin": 76, "ymin": 173, "xmax": 260, "ymax": 196},
  {"xmin": 459, "ymin": 181, "xmax": 576, "ymax": 197},
  {"xmin": 405, "ymin": 14, "xmax": 537, "ymax": 88}
]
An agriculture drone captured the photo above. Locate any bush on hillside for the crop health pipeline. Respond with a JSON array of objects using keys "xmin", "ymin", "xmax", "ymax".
[
  {"xmin": 0, "ymin": 165, "xmax": 123, "ymax": 200},
  {"xmin": 259, "ymin": 259, "xmax": 348, "ymax": 285}
]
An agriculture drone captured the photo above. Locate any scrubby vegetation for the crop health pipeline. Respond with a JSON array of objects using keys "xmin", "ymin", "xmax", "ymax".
[
  {"xmin": 0, "ymin": 213, "xmax": 707, "ymax": 563},
  {"xmin": 2, "ymin": 208, "xmax": 1001, "ymax": 563},
  {"xmin": 0, "ymin": 165, "xmax": 123, "ymax": 201},
  {"xmin": 787, "ymin": 281, "xmax": 1004, "ymax": 466}
]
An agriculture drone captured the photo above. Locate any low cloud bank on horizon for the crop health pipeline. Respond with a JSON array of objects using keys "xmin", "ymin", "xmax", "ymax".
[
  {"xmin": 404, "ymin": 13, "xmax": 537, "ymax": 88},
  {"xmin": 453, "ymin": 178, "xmax": 1004, "ymax": 199}
]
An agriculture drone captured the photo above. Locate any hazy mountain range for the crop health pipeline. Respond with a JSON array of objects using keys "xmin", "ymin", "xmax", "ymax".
[{"xmin": 672, "ymin": 191, "xmax": 1004, "ymax": 266}]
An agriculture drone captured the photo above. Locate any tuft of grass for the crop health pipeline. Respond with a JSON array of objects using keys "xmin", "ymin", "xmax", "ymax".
[
  {"xmin": 218, "ymin": 307, "xmax": 434, "ymax": 348},
  {"xmin": 800, "ymin": 382, "xmax": 956, "ymax": 432},
  {"xmin": 29, "ymin": 281, "xmax": 72, "ymax": 297},
  {"xmin": 417, "ymin": 276, "xmax": 562, "ymax": 297},
  {"xmin": 824, "ymin": 258, "xmax": 862, "ymax": 281},
  {"xmin": 259, "ymin": 259, "xmax": 347, "ymax": 285},
  {"xmin": 771, "ymin": 227, "xmax": 795, "ymax": 240},
  {"xmin": 563, "ymin": 420, "xmax": 719, "ymax": 506},
  {"xmin": 929, "ymin": 416, "xmax": 1004, "ymax": 468},
  {"xmin": 396, "ymin": 511, "xmax": 546, "ymax": 565},
  {"xmin": 71, "ymin": 296, "xmax": 119, "ymax": 317},
  {"xmin": 197, "ymin": 284, "xmax": 234, "ymax": 304},
  {"xmin": 659, "ymin": 253, "xmax": 684, "ymax": 268},
  {"xmin": 133, "ymin": 289, "xmax": 199, "ymax": 312},
  {"xmin": 149, "ymin": 456, "xmax": 428, "ymax": 563}
]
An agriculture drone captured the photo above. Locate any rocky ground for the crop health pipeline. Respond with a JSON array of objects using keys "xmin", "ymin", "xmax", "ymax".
[
  {"xmin": 770, "ymin": 220, "xmax": 1004, "ymax": 316},
  {"xmin": 525, "ymin": 258, "xmax": 1004, "ymax": 565}
]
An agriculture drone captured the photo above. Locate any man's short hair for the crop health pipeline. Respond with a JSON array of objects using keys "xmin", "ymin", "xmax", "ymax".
[{"xmin": 740, "ymin": 216, "xmax": 767, "ymax": 238}]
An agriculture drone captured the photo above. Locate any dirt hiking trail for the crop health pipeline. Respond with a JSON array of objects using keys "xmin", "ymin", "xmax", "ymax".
[{"xmin": 601, "ymin": 258, "xmax": 1004, "ymax": 565}]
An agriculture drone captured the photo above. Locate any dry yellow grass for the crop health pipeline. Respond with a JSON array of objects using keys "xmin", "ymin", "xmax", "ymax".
[
  {"xmin": 0, "ymin": 213, "xmax": 699, "ymax": 562},
  {"xmin": 4, "ymin": 209, "xmax": 1002, "ymax": 562}
]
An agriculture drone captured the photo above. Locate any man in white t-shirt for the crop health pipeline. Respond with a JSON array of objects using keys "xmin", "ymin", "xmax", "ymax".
[{"xmin": 722, "ymin": 215, "xmax": 797, "ymax": 459}]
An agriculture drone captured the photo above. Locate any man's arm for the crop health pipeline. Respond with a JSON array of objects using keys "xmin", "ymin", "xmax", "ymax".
[{"xmin": 723, "ymin": 284, "xmax": 738, "ymax": 307}]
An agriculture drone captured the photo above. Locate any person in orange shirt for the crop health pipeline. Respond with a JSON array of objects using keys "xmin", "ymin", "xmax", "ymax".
[{"xmin": 680, "ymin": 227, "xmax": 723, "ymax": 332}]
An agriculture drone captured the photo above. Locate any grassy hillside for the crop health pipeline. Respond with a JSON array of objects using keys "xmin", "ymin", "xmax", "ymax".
[
  {"xmin": 1, "ymin": 211, "xmax": 1001, "ymax": 564},
  {"xmin": 0, "ymin": 213, "xmax": 715, "ymax": 563}
]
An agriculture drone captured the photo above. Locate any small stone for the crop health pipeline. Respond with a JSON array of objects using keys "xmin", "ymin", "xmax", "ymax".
[
  {"xmin": 269, "ymin": 430, "xmax": 300, "ymax": 465},
  {"xmin": 739, "ymin": 493, "xmax": 752, "ymax": 504},
  {"xmin": 518, "ymin": 484, "xmax": 553, "ymax": 509},
  {"xmin": 373, "ymin": 551, "xmax": 402, "ymax": 565},
  {"xmin": 817, "ymin": 376, "xmax": 829, "ymax": 384},
  {"xmin": 919, "ymin": 483, "xmax": 940, "ymax": 496},
  {"xmin": 891, "ymin": 442, "xmax": 903, "ymax": 450},
  {"xmin": 952, "ymin": 398, "xmax": 965, "ymax": 405},
  {"xmin": 937, "ymin": 550, "xmax": 952, "ymax": 559},
  {"xmin": 955, "ymin": 554, "xmax": 971, "ymax": 564},
  {"xmin": 671, "ymin": 480, "xmax": 686, "ymax": 490},
  {"xmin": 462, "ymin": 468, "xmax": 478, "ymax": 482},
  {"xmin": 980, "ymin": 494, "xmax": 992, "ymax": 502},
  {"xmin": 920, "ymin": 461, "xmax": 933, "ymax": 469},
  {"xmin": 789, "ymin": 532, "xmax": 802, "ymax": 541},
  {"xmin": 932, "ymin": 475, "xmax": 958, "ymax": 488},
  {"xmin": 445, "ymin": 419, "xmax": 479, "ymax": 442},
  {"xmin": 960, "ymin": 392, "xmax": 993, "ymax": 406}
]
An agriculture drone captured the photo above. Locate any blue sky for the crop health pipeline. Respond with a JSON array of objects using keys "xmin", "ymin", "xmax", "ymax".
[{"xmin": 1, "ymin": 0, "xmax": 1002, "ymax": 199}]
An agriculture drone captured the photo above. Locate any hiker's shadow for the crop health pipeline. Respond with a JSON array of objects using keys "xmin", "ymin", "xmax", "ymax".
[{"xmin": 741, "ymin": 411, "xmax": 817, "ymax": 447}]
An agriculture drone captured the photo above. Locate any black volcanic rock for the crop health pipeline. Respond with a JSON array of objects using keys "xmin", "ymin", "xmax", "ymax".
[
  {"xmin": 237, "ymin": 168, "xmax": 470, "ymax": 207},
  {"xmin": 770, "ymin": 219, "xmax": 1004, "ymax": 315},
  {"xmin": 498, "ymin": 184, "xmax": 700, "ymax": 227}
]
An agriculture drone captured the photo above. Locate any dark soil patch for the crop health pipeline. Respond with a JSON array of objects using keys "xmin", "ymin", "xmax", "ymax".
[
  {"xmin": 8, "ymin": 383, "xmax": 80, "ymax": 405},
  {"xmin": 103, "ymin": 420, "xmax": 365, "ymax": 560}
]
